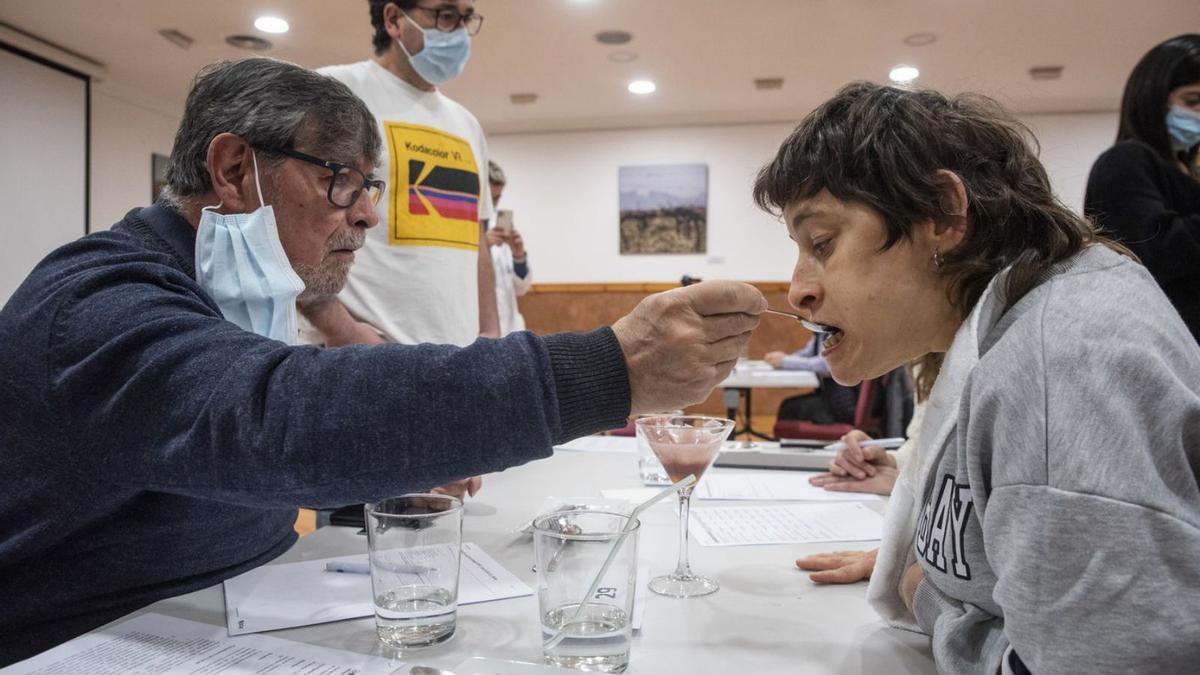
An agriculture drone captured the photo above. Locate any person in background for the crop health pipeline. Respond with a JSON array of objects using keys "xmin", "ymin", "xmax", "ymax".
[
  {"xmin": 303, "ymin": 0, "xmax": 501, "ymax": 346},
  {"xmin": 485, "ymin": 160, "xmax": 532, "ymax": 336},
  {"xmin": 764, "ymin": 335, "xmax": 858, "ymax": 425},
  {"xmin": 755, "ymin": 81, "xmax": 1200, "ymax": 673},
  {"xmin": 1085, "ymin": 33, "xmax": 1200, "ymax": 343},
  {"xmin": 0, "ymin": 57, "xmax": 767, "ymax": 666}
]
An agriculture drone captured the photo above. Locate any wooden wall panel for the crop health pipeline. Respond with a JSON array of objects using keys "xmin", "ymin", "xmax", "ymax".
[{"xmin": 519, "ymin": 282, "xmax": 814, "ymax": 418}]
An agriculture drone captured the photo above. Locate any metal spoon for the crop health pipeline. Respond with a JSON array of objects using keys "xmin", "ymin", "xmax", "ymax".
[{"xmin": 764, "ymin": 308, "xmax": 835, "ymax": 334}]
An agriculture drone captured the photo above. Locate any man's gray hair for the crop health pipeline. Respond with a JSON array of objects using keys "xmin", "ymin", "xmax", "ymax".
[{"xmin": 163, "ymin": 57, "xmax": 381, "ymax": 205}]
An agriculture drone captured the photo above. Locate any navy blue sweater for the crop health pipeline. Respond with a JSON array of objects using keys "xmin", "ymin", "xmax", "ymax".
[{"xmin": 0, "ymin": 204, "xmax": 631, "ymax": 665}]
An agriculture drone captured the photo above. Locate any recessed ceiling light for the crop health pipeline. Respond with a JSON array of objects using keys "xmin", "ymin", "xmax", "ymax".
[
  {"xmin": 510, "ymin": 92, "xmax": 539, "ymax": 104},
  {"xmin": 254, "ymin": 16, "xmax": 289, "ymax": 34},
  {"xmin": 596, "ymin": 30, "xmax": 632, "ymax": 45},
  {"xmin": 158, "ymin": 29, "xmax": 194, "ymax": 50},
  {"xmin": 889, "ymin": 65, "xmax": 919, "ymax": 84},
  {"xmin": 226, "ymin": 34, "xmax": 273, "ymax": 51},
  {"xmin": 608, "ymin": 50, "xmax": 638, "ymax": 63},
  {"xmin": 902, "ymin": 32, "xmax": 937, "ymax": 47},
  {"xmin": 754, "ymin": 77, "xmax": 784, "ymax": 90},
  {"xmin": 628, "ymin": 79, "xmax": 656, "ymax": 95}
]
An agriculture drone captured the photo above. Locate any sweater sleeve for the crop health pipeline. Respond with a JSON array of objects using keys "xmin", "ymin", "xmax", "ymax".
[
  {"xmin": 46, "ymin": 261, "xmax": 630, "ymax": 508},
  {"xmin": 1084, "ymin": 141, "xmax": 1200, "ymax": 284}
]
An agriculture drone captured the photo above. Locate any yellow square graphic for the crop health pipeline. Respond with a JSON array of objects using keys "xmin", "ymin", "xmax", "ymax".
[{"xmin": 385, "ymin": 122, "xmax": 481, "ymax": 250}]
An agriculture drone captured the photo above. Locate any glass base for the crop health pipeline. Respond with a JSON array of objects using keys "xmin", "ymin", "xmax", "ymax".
[{"xmin": 648, "ymin": 573, "xmax": 719, "ymax": 598}]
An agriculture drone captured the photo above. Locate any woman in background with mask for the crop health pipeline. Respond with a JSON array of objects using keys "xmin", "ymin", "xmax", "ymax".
[{"xmin": 1085, "ymin": 33, "xmax": 1200, "ymax": 343}]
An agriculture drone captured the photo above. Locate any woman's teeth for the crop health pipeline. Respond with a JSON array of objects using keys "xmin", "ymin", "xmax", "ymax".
[{"xmin": 821, "ymin": 328, "xmax": 845, "ymax": 351}]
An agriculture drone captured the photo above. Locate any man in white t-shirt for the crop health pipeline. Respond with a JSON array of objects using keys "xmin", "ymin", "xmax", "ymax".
[
  {"xmin": 485, "ymin": 161, "xmax": 532, "ymax": 335},
  {"xmin": 302, "ymin": 0, "xmax": 499, "ymax": 346}
]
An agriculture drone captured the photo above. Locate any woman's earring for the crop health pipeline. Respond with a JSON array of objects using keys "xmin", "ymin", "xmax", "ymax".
[{"xmin": 933, "ymin": 248, "xmax": 945, "ymax": 269}]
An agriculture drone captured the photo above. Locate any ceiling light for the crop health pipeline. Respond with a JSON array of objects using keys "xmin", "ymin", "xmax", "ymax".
[
  {"xmin": 510, "ymin": 93, "xmax": 539, "ymax": 104},
  {"xmin": 254, "ymin": 16, "xmax": 289, "ymax": 34},
  {"xmin": 226, "ymin": 35, "xmax": 273, "ymax": 51},
  {"xmin": 902, "ymin": 32, "xmax": 937, "ymax": 47},
  {"xmin": 628, "ymin": 79, "xmax": 656, "ymax": 95},
  {"xmin": 754, "ymin": 77, "xmax": 784, "ymax": 90},
  {"xmin": 889, "ymin": 65, "xmax": 919, "ymax": 84},
  {"xmin": 158, "ymin": 29, "xmax": 194, "ymax": 50}
]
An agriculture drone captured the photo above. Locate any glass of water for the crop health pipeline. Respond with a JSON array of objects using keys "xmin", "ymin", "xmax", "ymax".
[
  {"xmin": 533, "ymin": 510, "xmax": 640, "ymax": 673},
  {"xmin": 365, "ymin": 494, "xmax": 463, "ymax": 649}
]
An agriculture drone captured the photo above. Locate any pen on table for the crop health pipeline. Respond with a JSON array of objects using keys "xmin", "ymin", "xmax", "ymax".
[
  {"xmin": 821, "ymin": 437, "xmax": 906, "ymax": 453},
  {"xmin": 324, "ymin": 561, "xmax": 434, "ymax": 575}
]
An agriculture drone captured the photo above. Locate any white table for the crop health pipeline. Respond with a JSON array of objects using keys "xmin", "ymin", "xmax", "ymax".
[
  {"xmin": 99, "ymin": 451, "xmax": 933, "ymax": 674},
  {"xmin": 720, "ymin": 361, "xmax": 820, "ymax": 441}
]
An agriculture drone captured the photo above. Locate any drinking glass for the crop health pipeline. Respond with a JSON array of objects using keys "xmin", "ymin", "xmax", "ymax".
[
  {"xmin": 365, "ymin": 494, "xmax": 463, "ymax": 649},
  {"xmin": 534, "ymin": 510, "xmax": 640, "ymax": 673},
  {"xmin": 635, "ymin": 415, "xmax": 734, "ymax": 598}
]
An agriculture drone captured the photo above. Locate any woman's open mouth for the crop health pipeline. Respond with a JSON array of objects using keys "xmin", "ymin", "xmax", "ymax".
[{"xmin": 820, "ymin": 325, "xmax": 845, "ymax": 353}]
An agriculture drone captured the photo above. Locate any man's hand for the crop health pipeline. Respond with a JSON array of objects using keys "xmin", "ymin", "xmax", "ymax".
[
  {"xmin": 431, "ymin": 476, "xmax": 482, "ymax": 501},
  {"xmin": 298, "ymin": 296, "xmax": 385, "ymax": 346},
  {"xmin": 507, "ymin": 229, "xmax": 526, "ymax": 258},
  {"xmin": 808, "ymin": 466, "xmax": 899, "ymax": 496},
  {"xmin": 763, "ymin": 350, "xmax": 788, "ymax": 369},
  {"xmin": 612, "ymin": 281, "xmax": 766, "ymax": 413},
  {"xmin": 796, "ymin": 548, "xmax": 878, "ymax": 584},
  {"xmin": 829, "ymin": 430, "xmax": 898, "ymax": 479},
  {"xmin": 485, "ymin": 228, "xmax": 505, "ymax": 247}
]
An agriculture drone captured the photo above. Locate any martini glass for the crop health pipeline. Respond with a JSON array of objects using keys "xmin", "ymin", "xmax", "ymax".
[{"xmin": 635, "ymin": 415, "xmax": 735, "ymax": 597}]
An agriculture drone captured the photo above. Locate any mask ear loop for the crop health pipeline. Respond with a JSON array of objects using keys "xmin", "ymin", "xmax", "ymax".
[
  {"xmin": 250, "ymin": 150, "xmax": 266, "ymax": 210},
  {"xmin": 200, "ymin": 147, "xmax": 266, "ymax": 213}
]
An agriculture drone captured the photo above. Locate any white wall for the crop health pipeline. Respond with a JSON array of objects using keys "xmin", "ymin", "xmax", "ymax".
[
  {"xmin": 88, "ymin": 83, "xmax": 180, "ymax": 230},
  {"xmin": 488, "ymin": 111, "xmax": 1119, "ymax": 284}
]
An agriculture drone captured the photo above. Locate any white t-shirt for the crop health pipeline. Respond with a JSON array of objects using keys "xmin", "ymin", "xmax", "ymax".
[
  {"xmin": 490, "ymin": 242, "xmax": 531, "ymax": 335},
  {"xmin": 318, "ymin": 60, "xmax": 493, "ymax": 346}
]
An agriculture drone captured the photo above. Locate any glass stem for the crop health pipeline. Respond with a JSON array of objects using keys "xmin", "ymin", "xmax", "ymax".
[{"xmin": 674, "ymin": 488, "xmax": 694, "ymax": 578}]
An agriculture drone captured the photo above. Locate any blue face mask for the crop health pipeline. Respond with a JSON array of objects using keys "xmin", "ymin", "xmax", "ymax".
[
  {"xmin": 195, "ymin": 152, "xmax": 306, "ymax": 343},
  {"xmin": 1166, "ymin": 105, "xmax": 1200, "ymax": 152},
  {"xmin": 398, "ymin": 11, "xmax": 471, "ymax": 85}
]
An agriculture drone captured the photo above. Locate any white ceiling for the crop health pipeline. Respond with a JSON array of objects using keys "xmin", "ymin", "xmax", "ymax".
[{"xmin": 2, "ymin": 0, "xmax": 1198, "ymax": 134}]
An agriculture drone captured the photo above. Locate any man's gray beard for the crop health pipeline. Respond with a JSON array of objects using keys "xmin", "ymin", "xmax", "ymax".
[{"xmin": 294, "ymin": 257, "xmax": 352, "ymax": 300}]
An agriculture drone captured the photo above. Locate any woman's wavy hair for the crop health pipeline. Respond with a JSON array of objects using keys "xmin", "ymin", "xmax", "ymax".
[{"xmin": 753, "ymin": 82, "xmax": 1129, "ymax": 400}]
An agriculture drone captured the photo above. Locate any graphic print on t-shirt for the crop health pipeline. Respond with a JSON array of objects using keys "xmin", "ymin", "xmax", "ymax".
[
  {"xmin": 385, "ymin": 121, "xmax": 480, "ymax": 250},
  {"xmin": 915, "ymin": 473, "xmax": 974, "ymax": 580}
]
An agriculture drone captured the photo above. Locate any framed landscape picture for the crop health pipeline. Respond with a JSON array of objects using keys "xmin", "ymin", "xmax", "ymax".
[{"xmin": 618, "ymin": 163, "xmax": 708, "ymax": 254}]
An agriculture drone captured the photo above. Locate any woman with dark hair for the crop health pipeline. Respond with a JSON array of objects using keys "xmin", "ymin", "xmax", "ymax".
[
  {"xmin": 756, "ymin": 82, "xmax": 1200, "ymax": 674},
  {"xmin": 1085, "ymin": 34, "xmax": 1200, "ymax": 342}
]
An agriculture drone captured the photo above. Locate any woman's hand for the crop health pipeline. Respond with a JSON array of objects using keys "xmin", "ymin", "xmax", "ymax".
[
  {"xmin": 828, "ymin": 430, "xmax": 897, "ymax": 479},
  {"xmin": 764, "ymin": 350, "xmax": 788, "ymax": 368},
  {"xmin": 901, "ymin": 562, "xmax": 925, "ymax": 612},
  {"xmin": 808, "ymin": 466, "xmax": 899, "ymax": 496},
  {"xmin": 795, "ymin": 548, "xmax": 878, "ymax": 583}
]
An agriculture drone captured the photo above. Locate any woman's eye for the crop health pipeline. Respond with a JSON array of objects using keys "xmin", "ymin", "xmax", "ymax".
[{"xmin": 812, "ymin": 238, "xmax": 832, "ymax": 258}]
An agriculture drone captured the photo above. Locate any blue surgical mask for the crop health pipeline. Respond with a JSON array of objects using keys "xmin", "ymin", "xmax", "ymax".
[
  {"xmin": 398, "ymin": 11, "xmax": 471, "ymax": 85},
  {"xmin": 1166, "ymin": 105, "xmax": 1200, "ymax": 152},
  {"xmin": 195, "ymin": 152, "xmax": 305, "ymax": 343}
]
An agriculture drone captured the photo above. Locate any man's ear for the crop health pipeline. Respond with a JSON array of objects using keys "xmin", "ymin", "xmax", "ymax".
[
  {"xmin": 931, "ymin": 169, "xmax": 969, "ymax": 252},
  {"xmin": 205, "ymin": 133, "xmax": 256, "ymax": 213},
  {"xmin": 385, "ymin": 2, "xmax": 424, "ymax": 54}
]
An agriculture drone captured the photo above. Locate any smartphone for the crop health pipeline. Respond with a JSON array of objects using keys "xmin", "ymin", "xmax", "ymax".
[{"xmin": 494, "ymin": 209, "xmax": 514, "ymax": 231}]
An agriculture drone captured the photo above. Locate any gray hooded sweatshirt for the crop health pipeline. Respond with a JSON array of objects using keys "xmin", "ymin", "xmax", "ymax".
[{"xmin": 909, "ymin": 245, "xmax": 1200, "ymax": 674}]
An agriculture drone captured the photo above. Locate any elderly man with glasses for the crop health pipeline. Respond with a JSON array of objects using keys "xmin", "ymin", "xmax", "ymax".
[{"xmin": 0, "ymin": 57, "xmax": 765, "ymax": 666}]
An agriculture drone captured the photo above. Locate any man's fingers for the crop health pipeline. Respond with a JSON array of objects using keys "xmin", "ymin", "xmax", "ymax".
[
  {"xmin": 683, "ymin": 280, "xmax": 767, "ymax": 317},
  {"xmin": 701, "ymin": 312, "xmax": 761, "ymax": 343},
  {"xmin": 707, "ymin": 332, "xmax": 753, "ymax": 365},
  {"xmin": 467, "ymin": 476, "xmax": 482, "ymax": 496}
]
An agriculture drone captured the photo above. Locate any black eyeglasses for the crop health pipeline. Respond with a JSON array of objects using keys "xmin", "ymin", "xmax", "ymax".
[
  {"xmin": 407, "ymin": 4, "xmax": 484, "ymax": 35},
  {"xmin": 278, "ymin": 149, "xmax": 386, "ymax": 208}
]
